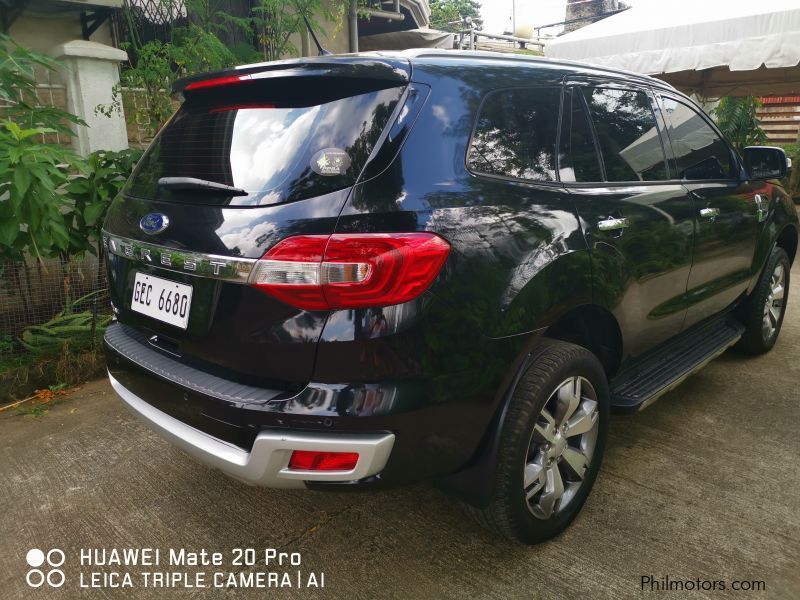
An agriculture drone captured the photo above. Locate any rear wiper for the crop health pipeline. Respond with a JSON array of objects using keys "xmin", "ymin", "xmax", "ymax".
[{"xmin": 158, "ymin": 177, "xmax": 248, "ymax": 196}]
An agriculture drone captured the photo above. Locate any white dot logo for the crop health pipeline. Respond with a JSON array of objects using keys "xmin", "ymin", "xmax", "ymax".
[
  {"xmin": 26, "ymin": 548, "xmax": 65, "ymax": 588},
  {"xmin": 26, "ymin": 549, "xmax": 45, "ymax": 568}
]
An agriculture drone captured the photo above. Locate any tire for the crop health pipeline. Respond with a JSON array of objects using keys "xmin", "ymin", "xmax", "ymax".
[
  {"xmin": 736, "ymin": 247, "xmax": 791, "ymax": 355},
  {"xmin": 466, "ymin": 340, "xmax": 609, "ymax": 544}
]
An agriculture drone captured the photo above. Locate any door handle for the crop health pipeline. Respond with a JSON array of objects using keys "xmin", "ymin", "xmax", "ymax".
[
  {"xmin": 688, "ymin": 190, "xmax": 706, "ymax": 201},
  {"xmin": 754, "ymin": 194, "xmax": 768, "ymax": 222},
  {"xmin": 597, "ymin": 216, "xmax": 629, "ymax": 232},
  {"xmin": 699, "ymin": 207, "xmax": 720, "ymax": 219}
]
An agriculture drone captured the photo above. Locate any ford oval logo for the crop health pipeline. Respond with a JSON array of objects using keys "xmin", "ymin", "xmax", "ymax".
[{"xmin": 139, "ymin": 213, "xmax": 169, "ymax": 235}]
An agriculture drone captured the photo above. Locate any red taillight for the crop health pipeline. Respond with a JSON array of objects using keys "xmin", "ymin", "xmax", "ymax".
[
  {"xmin": 184, "ymin": 74, "xmax": 252, "ymax": 91},
  {"xmin": 249, "ymin": 233, "xmax": 450, "ymax": 311},
  {"xmin": 288, "ymin": 450, "xmax": 359, "ymax": 471},
  {"xmin": 251, "ymin": 235, "xmax": 329, "ymax": 310}
]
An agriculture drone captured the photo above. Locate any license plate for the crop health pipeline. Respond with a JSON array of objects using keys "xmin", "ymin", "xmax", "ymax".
[{"xmin": 130, "ymin": 272, "xmax": 193, "ymax": 329}]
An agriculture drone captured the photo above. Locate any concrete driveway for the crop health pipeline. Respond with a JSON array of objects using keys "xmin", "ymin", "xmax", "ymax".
[{"xmin": 1, "ymin": 264, "xmax": 799, "ymax": 599}]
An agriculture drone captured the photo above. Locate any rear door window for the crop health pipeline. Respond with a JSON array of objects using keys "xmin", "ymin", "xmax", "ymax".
[
  {"xmin": 581, "ymin": 87, "xmax": 669, "ymax": 182},
  {"xmin": 558, "ymin": 88, "xmax": 603, "ymax": 182},
  {"xmin": 467, "ymin": 87, "xmax": 561, "ymax": 182},
  {"xmin": 125, "ymin": 82, "xmax": 405, "ymax": 206},
  {"xmin": 660, "ymin": 97, "xmax": 733, "ymax": 180}
]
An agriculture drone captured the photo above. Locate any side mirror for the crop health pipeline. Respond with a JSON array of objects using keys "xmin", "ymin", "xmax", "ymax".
[{"xmin": 743, "ymin": 146, "xmax": 789, "ymax": 180}]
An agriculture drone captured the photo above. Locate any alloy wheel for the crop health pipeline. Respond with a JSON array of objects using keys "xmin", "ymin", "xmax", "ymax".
[
  {"xmin": 524, "ymin": 376, "xmax": 599, "ymax": 519},
  {"xmin": 762, "ymin": 262, "xmax": 786, "ymax": 341}
]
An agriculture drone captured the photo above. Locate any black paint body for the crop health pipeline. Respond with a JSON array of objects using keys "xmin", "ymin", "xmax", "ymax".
[{"xmin": 103, "ymin": 52, "xmax": 798, "ymax": 492}]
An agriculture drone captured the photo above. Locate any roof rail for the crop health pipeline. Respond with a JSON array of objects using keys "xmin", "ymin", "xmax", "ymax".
[{"xmin": 402, "ymin": 49, "xmax": 676, "ymax": 91}]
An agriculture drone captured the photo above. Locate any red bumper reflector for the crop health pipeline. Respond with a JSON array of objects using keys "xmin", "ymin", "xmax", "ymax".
[{"xmin": 288, "ymin": 451, "xmax": 360, "ymax": 471}]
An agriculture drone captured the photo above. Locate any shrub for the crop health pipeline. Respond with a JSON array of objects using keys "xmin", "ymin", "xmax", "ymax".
[
  {"xmin": 712, "ymin": 96, "xmax": 768, "ymax": 151},
  {"xmin": 0, "ymin": 36, "xmax": 141, "ymax": 399}
]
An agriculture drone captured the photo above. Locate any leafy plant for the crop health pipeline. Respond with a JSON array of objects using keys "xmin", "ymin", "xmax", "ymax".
[
  {"xmin": 713, "ymin": 96, "xmax": 768, "ymax": 151},
  {"xmin": 117, "ymin": 17, "xmax": 238, "ymax": 135},
  {"xmin": 430, "ymin": 0, "xmax": 483, "ymax": 31},
  {"xmin": 65, "ymin": 148, "xmax": 143, "ymax": 259},
  {"xmin": 19, "ymin": 290, "xmax": 112, "ymax": 357},
  {"xmin": 0, "ymin": 38, "xmax": 84, "ymax": 331},
  {"xmin": 0, "ymin": 37, "xmax": 140, "ymax": 337},
  {"xmin": 0, "ymin": 335, "xmax": 13, "ymax": 360},
  {"xmin": 117, "ymin": 39, "xmax": 178, "ymax": 135},
  {"xmin": 0, "ymin": 34, "xmax": 85, "ymax": 137},
  {"xmin": 0, "ymin": 36, "xmax": 88, "ymax": 267},
  {"xmin": 171, "ymin": 24, "xmax": 238, "ymax": 73},
  {"xmin": 778, "ymin": 142, "xmax": 800, "ymax": 199},
  {"xmin": 64, "ymin": 147, "xmax": 142, "ymax": 295},
  {"xmin": 252, "ymin": 0, "xmax": 305, "ymax": 62},
  {"xmin": 0, "ymin": 121, "xmax": 82, "ymax": 263},
  {"xmin": 116, "ymin": 0, "xmax": 348, "ymax": 134}
]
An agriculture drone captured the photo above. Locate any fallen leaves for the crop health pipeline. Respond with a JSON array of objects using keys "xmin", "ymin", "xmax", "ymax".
[{"xmin": 0, "ymin": 385, "xmax": 70, "ymax": 414}]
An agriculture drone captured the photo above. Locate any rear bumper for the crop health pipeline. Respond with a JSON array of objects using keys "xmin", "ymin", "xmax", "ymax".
[
  {"xmin": 104, "ymin": 319, "xmax": 521, "ymax": 485},
  {"xmin": 109, "ymin": 372, "xmax": 395, "ymax": 487}
]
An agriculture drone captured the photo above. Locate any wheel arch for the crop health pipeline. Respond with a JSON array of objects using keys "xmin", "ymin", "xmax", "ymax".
[
  {"xmin": 776, "ymin": 223, "xmax": 798, "ymax": 265},
  {"xmin": 748, "ymin": 216, "xmax": 798, "ymax": 296},
  {"xmin": 544, "ymin": 304, "xmax": 623, "ymax": 377},
  {"xmin": 441, "ymin": 304, "xmax": 620, "ymax": 508}
]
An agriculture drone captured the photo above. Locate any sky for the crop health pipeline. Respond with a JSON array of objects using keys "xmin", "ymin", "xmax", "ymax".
[{"xmin": 479, "ymin": 0, "xmax": 636, "ymax": 37}]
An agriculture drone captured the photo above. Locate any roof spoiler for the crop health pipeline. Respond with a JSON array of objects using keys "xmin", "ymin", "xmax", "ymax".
[{"xmin": 173, "ymin": 56, "xmax": 411, "ymax": 95}]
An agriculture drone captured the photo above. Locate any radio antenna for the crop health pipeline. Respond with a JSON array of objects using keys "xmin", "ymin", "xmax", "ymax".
[{"xmin": 302, "ymin": 12, "xmax": 331, "ymax": 56}]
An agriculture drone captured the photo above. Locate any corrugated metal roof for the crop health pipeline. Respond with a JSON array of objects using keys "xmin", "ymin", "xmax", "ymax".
[{"xmin": 760, "ymin": 96, "xmax": 800, "ymax": 104}]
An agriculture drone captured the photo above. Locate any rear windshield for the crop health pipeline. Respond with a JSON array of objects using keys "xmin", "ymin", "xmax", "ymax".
[{"xmin": 125, "ymin": 80, "xmax": 405, "ymax": 206}]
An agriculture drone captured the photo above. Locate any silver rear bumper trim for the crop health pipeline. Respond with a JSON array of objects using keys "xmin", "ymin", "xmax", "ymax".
[{"xmin": 109, "ymin": 372, "xmax": 395, "ymax": 488}]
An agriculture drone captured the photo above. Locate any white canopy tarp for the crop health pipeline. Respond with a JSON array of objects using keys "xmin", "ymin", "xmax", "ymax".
[
  {"xmin": 546, "ymin": 0, "xmax": 800, "ymax": 96},
  {"xmin": 358, "ymin": 29, "xmax": 454, "ymax": 52}
]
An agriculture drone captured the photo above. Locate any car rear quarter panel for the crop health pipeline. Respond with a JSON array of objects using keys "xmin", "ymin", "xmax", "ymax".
[
  {"xmin": 338, "ymin": 59, "xmax": 593, "ymax": 340},
  {"xmin": 303, "ymin": 60, "xmax": 595, "ymax": 477}
]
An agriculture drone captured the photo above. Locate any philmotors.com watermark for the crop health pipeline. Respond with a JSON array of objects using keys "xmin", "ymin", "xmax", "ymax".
[
  {"xmin": 26, "ymin": 548, "xmax": 66, "ymax": 588},
  {"xmin": 641, "ymin": 575, "xmax": 766, "ymax": 592}
]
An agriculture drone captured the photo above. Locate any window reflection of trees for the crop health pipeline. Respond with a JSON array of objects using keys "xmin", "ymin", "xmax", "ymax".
[
  {"xmin": 468, "ymin": 88, "xmax": 561, "ymax": 182},
  {"xmin": 582, "ymin": 88, "xmax": 668, "ymax": 182},
  {"xmin": 660, "ymin": 98, "xmax": 732, "ymax": 180},
  {"xmin": 559, "ymin": 88, "xmax": 603, "ymax": 182},
  {"xmin": 128, "ymin": 87, "xmax": 403, "ymax": 206}
]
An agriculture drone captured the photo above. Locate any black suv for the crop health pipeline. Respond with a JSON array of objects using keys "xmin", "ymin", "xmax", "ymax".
[{"xmin": 103, "ymin": 50, "xmax": 797, "ymax": 544}]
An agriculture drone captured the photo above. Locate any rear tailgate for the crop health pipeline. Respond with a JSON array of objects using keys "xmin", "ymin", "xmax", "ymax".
[{"xmin": 103, "ymin": 57, "xmax": 410, "ymax": 391}]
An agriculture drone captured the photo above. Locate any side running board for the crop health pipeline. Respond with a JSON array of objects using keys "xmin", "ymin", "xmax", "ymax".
[{"xmin": 610, "ymin": 316, "xmax": 745, "ymax": 412}]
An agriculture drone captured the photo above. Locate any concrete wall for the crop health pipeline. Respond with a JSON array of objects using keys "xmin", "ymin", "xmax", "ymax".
[
  {"xmin": 9, "ymin": 12, "xmax": 114, "ymax": 56},
  {"xmin": 8, "ymin": 10, "xmax": 116, "ymax": 92},
  {"xmin": 288, "ymin": 2, "xmax": 351, "ymax": 57},
  {"xmin": 8, "ymin": 11, "xmax": 127, "ymax": 155},
  {"xmin": 53, "ymin": 40, "xmax": 129, "ymax": 155}
]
